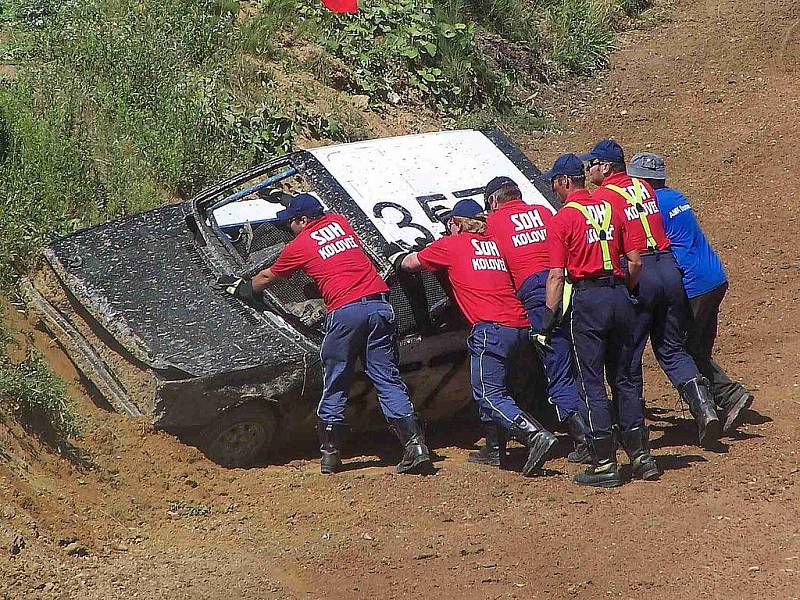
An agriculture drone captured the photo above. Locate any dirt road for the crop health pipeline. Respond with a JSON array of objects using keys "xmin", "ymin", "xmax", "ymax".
[{"xmin": 2, "ymin": 0, "xmax": 800, "ymax": 598}]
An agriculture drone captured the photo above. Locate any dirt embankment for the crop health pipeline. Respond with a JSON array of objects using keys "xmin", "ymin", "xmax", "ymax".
[{"xmin": 2, "ymin": 0, "xmax": 800, "ymax": 598}]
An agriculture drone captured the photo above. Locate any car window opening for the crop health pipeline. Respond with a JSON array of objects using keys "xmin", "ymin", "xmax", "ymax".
[{"xmin": 204, "ymin": 166, "xmax": 464, "ymax": 338}]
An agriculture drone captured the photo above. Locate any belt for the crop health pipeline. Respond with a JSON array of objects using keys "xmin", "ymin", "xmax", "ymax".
[
  {"xmin": 354, "ymin": 292, "xmax": 389, "ymax": 303},
  {"xmin": 571, "ymin": 276, "xmax": 626, "ymax": 290},
  {"xmin": 641, "ymin": 249, "xmax": 671, "ymax": 257}
]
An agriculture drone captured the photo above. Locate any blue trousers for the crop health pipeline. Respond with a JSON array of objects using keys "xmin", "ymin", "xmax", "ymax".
[
  {"xmin": 317, "ymin": 298, "xmax": 415, "ymax": 423},
  {"xmin": 630, "ymin": 252, "xmax": 700, "ymax": 399},
  {"xmin": 517, "ymin": 270, "xmax": 581, "ymax": 421},
  {"xmin": 570, "ymin": 283, "xmax": 644, "ymax": 435},
  {"xmin": 467, "ymin": 322, "xmax": 528, "ymax": 429}
]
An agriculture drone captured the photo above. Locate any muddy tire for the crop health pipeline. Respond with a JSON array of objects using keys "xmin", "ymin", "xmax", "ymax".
[{"xmin": 199, "ymin": 402, "xmax": 277, "ymax": 467}]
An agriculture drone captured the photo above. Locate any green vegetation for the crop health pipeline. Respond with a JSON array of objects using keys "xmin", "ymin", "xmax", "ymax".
[
  {"xmin": 0, "ymin": 0, "xmax": 653, "ymax": 290},
  {"xmin": 0, "ymin": 322, "xmax": 82, "ymax": 444},
  {"xmin": 0, "ymin": 0, "xmax": 652, "ymax": 446}
]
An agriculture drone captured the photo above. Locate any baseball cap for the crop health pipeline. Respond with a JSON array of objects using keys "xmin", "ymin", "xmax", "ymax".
[
  {"xmin": 578, "ymin": 139, "xmax": 626, "ymax": 164},
  {"xmin": 274, "ymin": 193, "xmax": 324, "ymax": 222},
  {"xmin": 440, "ymin": 198, "xmax": 485, "ymax": 224},
  {"xmin": 542, "ymin": 153, "xmax": 585, "ymax": 180},
  {"xmin": 627, "ymin": 152, "xmax": 667, "ymax": 179},
  {"xmin": 483, "ymin": 176, "xmax": 518, "ymax": 202}
]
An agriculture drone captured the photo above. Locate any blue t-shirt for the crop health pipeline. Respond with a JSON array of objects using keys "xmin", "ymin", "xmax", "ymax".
[{"xmin": 655, "ymin": 187, "xmax": 727, "ymax": 298}]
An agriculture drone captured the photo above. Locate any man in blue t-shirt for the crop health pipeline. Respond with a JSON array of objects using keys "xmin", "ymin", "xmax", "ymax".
[{"xmin": 627, "ymin": 152, "xmax": 753, "ymax": 432}]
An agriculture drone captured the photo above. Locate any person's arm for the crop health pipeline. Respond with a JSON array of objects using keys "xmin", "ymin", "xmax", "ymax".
[
  {"xmin": 625, "ymin": 249, "xmax": 642, "ymax": 291},
  {"xmin": 387, "ymin": 238, "xmax": 448, "ymax": 274},
  {"xmin": 616, "ymin": 208, "xmax": 642, "ymax": 291},
  {"xmin": 252, "ymin": 268, "xmax": 284, "ymax": 294},
  {"xmin": 398, "ymin": 252, "xmax": 424, "ymax": 272},
  {"xmin": 545, "ymin": 215, "xmax": 569, "ymax": 312},
  {"xmin": 219, "ymin": 240, "xmax": 298, "ymax": 308},
  {"xmin": 540, "ymin": 217, "xmax": 568, "ymax": 336},
  {"xmin": 545, "ymin": 268, "xmax": 565, "ymax": 311}
]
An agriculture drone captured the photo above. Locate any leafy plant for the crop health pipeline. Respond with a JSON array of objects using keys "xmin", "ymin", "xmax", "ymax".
[
  {"xmin": 0, "ymin": 336, "xmax": 82, "ymax": 443},
  {"xmin": 299, "ymin": 0, "xmax": 506, "ymax": 112},
  {"xmin": 0, "ymin": 0, "xmax": 301, "ymax": 287}
]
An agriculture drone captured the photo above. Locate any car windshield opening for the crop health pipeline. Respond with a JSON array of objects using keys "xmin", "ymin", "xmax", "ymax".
[{"xmin": 206, "ymin": 168, "xmax": 327, "ymax": 331}]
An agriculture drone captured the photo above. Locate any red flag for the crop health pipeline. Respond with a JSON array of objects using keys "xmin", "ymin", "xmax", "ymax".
[{"xmin": 321, "ymin": 0, "xmax": 357, "ymax": 12}]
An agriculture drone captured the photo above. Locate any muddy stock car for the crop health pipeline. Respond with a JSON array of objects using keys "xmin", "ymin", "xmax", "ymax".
[{"xmin": 22, "ymin": 129, "xmax": 561, "ymax": 466}]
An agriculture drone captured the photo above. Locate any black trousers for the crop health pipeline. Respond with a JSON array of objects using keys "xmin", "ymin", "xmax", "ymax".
[
  {"xmin": 685, "ymin": 282, "xmax": 748, "ymax": 406},
  {"xmin": 570, "ymin": 283, "xmax": 644, "ymax": 437},
  {"xmin": 629, "ymin": 252, "xmax": 699, "ymax": 398}
]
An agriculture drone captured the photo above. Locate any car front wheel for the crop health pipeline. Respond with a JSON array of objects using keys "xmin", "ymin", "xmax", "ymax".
[{"xmin": 199, "ymin": 402, "xmax": 277, "ymax": 467}]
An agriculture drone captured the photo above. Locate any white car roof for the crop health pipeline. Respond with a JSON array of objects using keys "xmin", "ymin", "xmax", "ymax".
[{"xmin": 309, "ymin": 129, "xmax": 554, "ymax": 247}]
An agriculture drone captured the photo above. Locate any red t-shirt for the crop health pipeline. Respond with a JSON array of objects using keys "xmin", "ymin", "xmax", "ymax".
[
  {"xmin": 592, "ymin": 172, "xmax": 671, "ymax": 252},
  {"xmin": 417, "ymin": 233, "xmax": 529, "ymax": 328},
  {"xmin": 549, "ymin": 189, "xmax": 637, "ymax": 281},
  {"xmin": 486, "ymin": 198, "xmax": 556, "ymax": 288},
  {"xmin": 270, "ymin": 214, "xmax": 388, "ymax": 311}
]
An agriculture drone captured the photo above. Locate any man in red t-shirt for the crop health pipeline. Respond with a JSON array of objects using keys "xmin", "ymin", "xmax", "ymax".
[
  {"xmin": 583, "ymin": 139, "xmax": 719, "ymax": 447},
  {"xmin": 219, "ymin": 193, "xmax": 432, "ymax": 475},
  {"xmin": 388, "ymin": 199, "xmax": 557, "ymax": 477},
  {"xmin": 484, "ymin": 176, "xmax": 587, "ymax": 464},
  {"xmin": 542, "ymin": 154, "xmax": 658, "ymax": 487}
]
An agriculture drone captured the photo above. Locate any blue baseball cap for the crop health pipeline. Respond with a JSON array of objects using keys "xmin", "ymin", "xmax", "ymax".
[
  {"xmin": 578, "ymin": 139, "xmax": 626, "ymax": 164},
  {"xmin": 483, "ymin": 176, "xmax": 518, "ymax": 202},
  {"xmin": 542, "ymin": 153, "xmax": 585, "ymax": 180},
  {"xmin": 274, "ymin": 193, "xmax": 324, "ymax": 222},
  {"xmin": 440, "ymin": 198, "xmax": 485, "ymax": 223}
]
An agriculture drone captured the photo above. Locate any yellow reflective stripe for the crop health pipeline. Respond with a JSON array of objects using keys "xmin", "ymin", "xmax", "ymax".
[
  {"xmin": 605, "ymin": 179, "xmax": 657, "ymax": 250},
  {"xmin": 561, "ymin": 278, "xmax": 573, "ymax": 317},
  {"xmin": 565, "ymin": 201, "xmax": 613, "ymax": 272}
]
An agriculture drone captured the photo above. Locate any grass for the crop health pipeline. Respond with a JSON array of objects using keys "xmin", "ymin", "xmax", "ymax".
[
  {"xmin": 0, "ymin": 0, "xmax": 653, "ymax": 449},
  {"xmin": 0, "ymin": 0, "xmax": 654, "ymax": 290},
  {"xmin": 0, "ymin": 322, "xmax": 82, "ymax": 445}
]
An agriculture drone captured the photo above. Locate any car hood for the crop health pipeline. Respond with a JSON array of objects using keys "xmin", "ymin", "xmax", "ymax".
[{"xmin": 45, "ymin": 202, "xmax": 313, "ymax": 378}]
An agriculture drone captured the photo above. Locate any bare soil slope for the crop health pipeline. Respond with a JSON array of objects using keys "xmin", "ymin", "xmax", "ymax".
[{"xmin": 2, "ymin": 0, "xmax": 800, "ymax": 598}]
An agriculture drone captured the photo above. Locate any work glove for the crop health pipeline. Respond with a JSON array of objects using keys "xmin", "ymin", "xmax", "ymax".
[
  {"xmin": 386, "ymin": 242, "xmax": 414, "ymax": 273},
  {"xmin": 216, "ymin": 275, "xmax": 266, "ymax": 311},
  {"xmin": 531, "ymin": 306, "xmax": 559, "ymax": 353}
]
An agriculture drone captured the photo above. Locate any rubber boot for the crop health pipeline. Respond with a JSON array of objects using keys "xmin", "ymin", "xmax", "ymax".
[
  {"xmin": 389, "ymin": 415, "xmax": 434, "ymax": 475},
  {"xmin": 510, "ymin": 412, "xmax": 557, "ymax": 476},
  {"xmin": 620, "ymin": 425, "xmax": 660, "ymax": 481},
  {"xmin": 565, "ymin": 412, "xmax": 592, "ymax": 464},
  {"xmin": 678, "ymin": 377, "xmax": 721, "ymax": 448},
  {"xmin": 468, "ymin": 421, "xmax": 507, "ymax": 467},
  {"xmin": 316, "ymin": 421, "xmax": 347, "ymax": 474},
  {"xmin": 718, "ymin": 388, "xmax": 754, "ymax": 433},
  {"xmin": 574, "ymin": 433, "xmax": 622, "ymax": 488}
]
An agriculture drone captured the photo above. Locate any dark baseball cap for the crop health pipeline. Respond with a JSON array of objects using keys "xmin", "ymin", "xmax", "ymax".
[
  {"xmin": 627, "ymin": 152, "xmax": 667, "ymax": 179},
  {"xmin": 483, "ymin": 176, "xmax": 518, "ymax": 202},
  {"xmin": 274, "ymin": 193, "xmax": 324, "ymax": 222},
  {"xmin": 440, "ymin": 198, "xmax": 485, "ymax": 223},
  {"xmin": 578, "ymin": 139, "xmax": 626, "ymax": 164},
  {"xmin": 542, "ymin": 153, "xmax": 585, "ymax": 180}
]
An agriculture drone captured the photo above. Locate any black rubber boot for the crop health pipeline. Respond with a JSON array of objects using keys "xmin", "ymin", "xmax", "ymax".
[
  {"xmin": 565, "ymin": 412, "xmax": 592, "ymax": 464},
  {"xmin": 620, "ymin": 425, "xmax": 660, "ymax": 481},
  {"xmin": 678, "ymin": 377, "xmax": 721, "ymax": 448},
  {"xmin": 389, "ymin": 415, "xmax": 434, "ymax": 475},
  {"xmin": 510, "ymin": 412, "xmax": 557, "ymax": 476},
  {"xmin": 718, "ymin": 388, "xmax": 754, "ymax": 433},
  {"xmin": 316, "ymin": 421, "xmax": 347, "ymax": 474},
  {"xmin": 468, "ymin": 421, "xmax": 506, "ymax": 467},
  {"xmin": 574, "ymin": 433, "xmax": 622, "ymax": 488}
]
